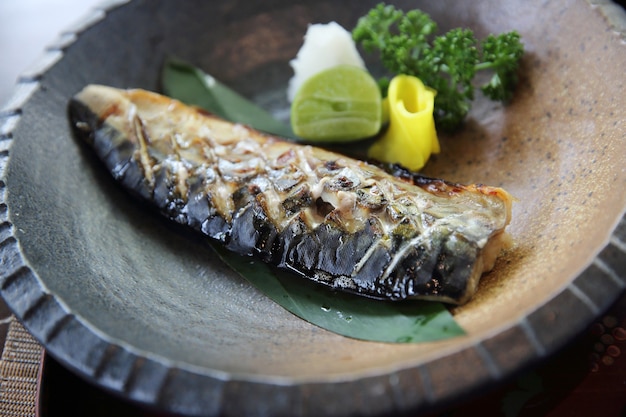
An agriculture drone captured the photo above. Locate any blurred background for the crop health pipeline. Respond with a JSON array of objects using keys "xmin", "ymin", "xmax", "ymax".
[{"xmin": 0, "ymin": 0, "xmax": 102, "ymax": 106}]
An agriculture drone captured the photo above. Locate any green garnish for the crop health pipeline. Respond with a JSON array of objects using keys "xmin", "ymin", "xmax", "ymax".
[{"xmin": 352, "ymin": 3, "xmax": 525, "ymax": 130}]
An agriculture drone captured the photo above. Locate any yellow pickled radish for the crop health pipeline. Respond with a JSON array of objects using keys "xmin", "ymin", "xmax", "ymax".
[
  {"xmin": 368, "ymin": 75, "xmax": 439, "ymax": 171},
  {"xmin": 290, "ymin": 65, "xmax": 382, "ymax": 142}
]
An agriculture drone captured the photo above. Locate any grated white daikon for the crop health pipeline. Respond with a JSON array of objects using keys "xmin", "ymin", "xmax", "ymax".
[{"xmin": 287, "ymin": 21, "xmax": 366, "ymax": 102}]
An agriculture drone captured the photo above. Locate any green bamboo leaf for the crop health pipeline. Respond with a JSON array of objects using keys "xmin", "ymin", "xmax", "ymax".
[
  {"xmin": 214, "ymin": 246, "xmax": 464, "ymax": 343},
  {"xmin": 161, "ymin": 57, "xmax": 296, "ymax": 139}
]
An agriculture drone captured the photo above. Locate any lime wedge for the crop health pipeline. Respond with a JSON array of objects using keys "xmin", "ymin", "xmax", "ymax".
[{"xmin": 290, "ymin": 65, "xmax": 382, "ymax": 142}]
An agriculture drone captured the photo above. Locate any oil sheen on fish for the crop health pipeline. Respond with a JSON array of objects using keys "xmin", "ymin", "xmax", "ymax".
[{"xmin": 69, "ymin": 85, "xmax": 513, "ymax": 305}]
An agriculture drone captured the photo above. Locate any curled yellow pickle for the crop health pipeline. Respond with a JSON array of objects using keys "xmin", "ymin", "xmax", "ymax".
[{"xmin": 368, "ymin": 75, "xmax": 439, "ymax": 171}]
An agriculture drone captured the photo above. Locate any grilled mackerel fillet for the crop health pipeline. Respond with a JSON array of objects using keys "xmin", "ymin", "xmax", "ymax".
[{"xmin": 69, "ymin": 85, "xmax": 513, "ymax": 304}]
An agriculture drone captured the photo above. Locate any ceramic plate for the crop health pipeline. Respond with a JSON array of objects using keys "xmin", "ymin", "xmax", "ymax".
[{"xmin": 1, "ymin": 0, "xmax": 625, "ymax": 416}]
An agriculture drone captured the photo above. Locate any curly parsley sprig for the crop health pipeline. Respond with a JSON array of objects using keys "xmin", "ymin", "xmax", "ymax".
[{"xmin": 352, "ymin": 3, "xmax": 525, "ymax": 130}]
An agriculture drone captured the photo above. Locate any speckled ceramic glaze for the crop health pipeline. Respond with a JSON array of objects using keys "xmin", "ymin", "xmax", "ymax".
[{"xmin": 0, "ymin": 0, "xmax": 624, "ymax": 416}]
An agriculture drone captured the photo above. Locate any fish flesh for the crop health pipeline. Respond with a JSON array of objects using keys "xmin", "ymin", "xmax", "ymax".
[{"xmin": 69, "ymin": 85, "xmax": 513, "ymax": 304}]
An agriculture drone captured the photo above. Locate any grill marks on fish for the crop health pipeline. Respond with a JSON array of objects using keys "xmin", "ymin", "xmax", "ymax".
[{"xmin": 69, "ymin": 85, "xmax": 513, "ymax": 304}]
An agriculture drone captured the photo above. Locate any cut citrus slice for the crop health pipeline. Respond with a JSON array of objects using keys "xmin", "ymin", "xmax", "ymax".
[{"xmin": 290, "ymin": 65, "xmax": 382, "ymax": 142}]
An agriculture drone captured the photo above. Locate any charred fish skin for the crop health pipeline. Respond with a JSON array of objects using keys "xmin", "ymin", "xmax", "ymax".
[{"xmin": 68, "ymin": 85, "xmax": 512, "ymax": 305}]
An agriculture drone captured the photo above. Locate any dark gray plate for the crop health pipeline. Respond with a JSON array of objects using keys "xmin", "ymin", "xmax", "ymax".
[{"xmin": 1, "ymin": 1, "xmax": 625, "ymax": 416}]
